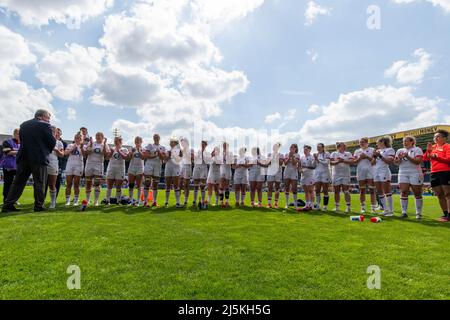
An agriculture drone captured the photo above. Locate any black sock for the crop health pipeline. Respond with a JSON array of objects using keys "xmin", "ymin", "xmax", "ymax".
[
  {"xmin": 220, "ymin": 193, "xmax": 224, "ymax": 201},
  {"xmin": 324, "ymin": 195, "xmax": 329, "ymax": 206},
  {"xmin": 444, "ymin": 211, "xmax": 449, "ymax": 218},
  {"xmin": 225, "ymin": 189, "xmax": 230, "ymax": 200}
]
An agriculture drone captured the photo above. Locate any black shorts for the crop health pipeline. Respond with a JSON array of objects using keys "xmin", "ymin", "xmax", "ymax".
[{"xmin": 430, "ymin": 171, "xmax": 450, "ymax": 188}]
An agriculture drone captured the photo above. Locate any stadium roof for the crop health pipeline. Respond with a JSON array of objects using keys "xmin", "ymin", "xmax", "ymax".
[{"xmin": 325, "ymin": 124, "xmax": 450, "ymax": 149}]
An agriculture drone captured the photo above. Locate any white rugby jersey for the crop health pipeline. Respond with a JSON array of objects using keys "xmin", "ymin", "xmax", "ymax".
[
  {"xmin": 354, "ymin": 147, "xmax": 375, "ymax": 169},
  {"xmin": 166, "ymin": 146, "xmax": 182, "ymax": 166},
  {"xmin": 210, "ymin": 150, "xmax": 221, "ymax": 165},
  {"xmin": 235, "ymin": 156, "xmax": 250, "ymax": 175},
  {"xmin": 284, "ymin": 153, "xmax": 300, "ymax": 171},
  {"xmin": 145, "ymin": 144, "xmax": 166, "ymax": 164},
  {"xmin": 300, "ymin": 154, "xmax": 316, "ymax": 174},
  {"xmin": 181, "ymin": 148, "xmax": 194, "ymax": 166},
  {"xmin": 48, "ymin": 140, "xmax": 64, "ymax": 162},
  {"xmin": 129, "ymin": 147, "xmax": 144, "ymax": 167},
  {"xmin": 267, "ymin": 153, "xmax": 283, "ymax": 176},
  {"xmin": 109, "ymin": 147, "xmax": 129, "ymax": 168},
  {"xmin": 314, "ymin": 152, "xmax": 331, "ymax": 172},
  {"xmin": 220, "ymin": 150, "xmax": 234, "ymax": 166},
  {"xmin": 66, "ymin": 144, "xmax": 83, "ymax": 167},
  {"xmin": 330, "ymin": 151, "xmax": 353, "ymax": 177},
  {"xmin": 249, "ymin": 155, "xmax": 267, "ymax": 174},
  {"xmin": 396, "ymin": 147, "xmax": 423, "ymax": 174},
  {"xmin": 194, "ymin": 149, "xmax": 210, "ymax": 165},
  {"xmin": 374, "ymin": 148, "xmax": 395, "ymax": 171},
  {"xmin": 85, "ymin": 142, "xmax": 108, "ymax": 164}
]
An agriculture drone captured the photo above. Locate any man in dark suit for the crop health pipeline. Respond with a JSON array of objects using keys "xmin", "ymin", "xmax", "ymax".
[{"xmin": 2, "ymin": 109, "xmax": 56, "ymax": 213}]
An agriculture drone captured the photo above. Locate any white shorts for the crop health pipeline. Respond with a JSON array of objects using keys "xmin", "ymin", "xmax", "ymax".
[
  {"xmin": 128, "ymin": 165, "xmax": 144, "ymax": 176},
  {"xmin": 267, "ymin": 171, "xmax": 282, "ymax": 183},
  {"xmin": 165, "ymin": 163, "xmax": 180, "ymax": 177},
  {"xmin": 234, "ymin": 172, "xmax": 249, "ymax": 185},
  {"xmin": 399, "ymin": 172, "xmax": 424, "ymax": 186},
  {"xmin": 301, "ymin": 172, "xmax": 315, "ymax": 186},
  {"xmin": 181, "ymin": 164, "xmax": 192, "ymax": 180},
  {"xmin": 193, "ymin": 164, "xmax": 208, "ymax": 180},
  {"xmin": 47, "ymin": 160, "xmax": 59, "ymax": 176},
  {"xmin": 144, "ymin": 161, "xmax": 162, "ymax": 177},
  {"xmin": 314, "ymin": 170, "xmax": 331, "ymax": 184},
  {"xmin": 249, "ymin": 167, "xmax": 265, "ymax": 182},
  {"xmin": 357, "ymin": 166, "xmax": 374, "ymax": 181},
  {"xmin": 85, "ymin": 162, "xmax": 104, "ymax": 177},
  {"xmin": 66, "ymin": 164, "xmax": 83, "ymax": 177},
  {"xmin": 283, "ymin": 168, "xmax": 298, "ymax": 181},
  {"xmin": 207, "ymin": 166, "xmax": 220, "ymax": 184},
  {"xmin": 333, "ymin": 176, "xmax": 351, "ymax": 186},
  {"xmin": 374, "ymin": 168, "xmax": 392, "ymax": 182},
  {"xmin": 106, "ymin": 167, "xmax": 125, "ymax": 180},
  {"xmin": 220, "ymin": 165, "xmax": 232, "ymax": 180}
]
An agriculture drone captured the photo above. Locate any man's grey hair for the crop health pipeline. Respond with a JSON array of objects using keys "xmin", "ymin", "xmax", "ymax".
[{"xmin": 34, "ymin": 109, "xmax": 51, "ymax": 119}]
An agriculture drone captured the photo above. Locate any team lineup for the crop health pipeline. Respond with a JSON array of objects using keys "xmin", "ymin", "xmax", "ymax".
[{"xmin": 50, "ymin": 127, "xmax": 450, "ymax": 221}]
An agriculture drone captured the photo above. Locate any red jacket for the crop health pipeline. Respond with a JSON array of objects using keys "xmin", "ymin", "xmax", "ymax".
[{"xmin": 423, "ymin": 143, "xmax": 450, "ymax": 173}]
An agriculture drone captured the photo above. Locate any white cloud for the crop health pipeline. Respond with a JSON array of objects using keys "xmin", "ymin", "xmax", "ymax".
[
  {"xmin": 308, "ymin": 104, "xmax": 322, "ymax": 114},
  {"xmin": 277, "ymin": 109, "xmax": 297, "ymax": 130},
  {"xmin": 0, "ymin": 24, "xmax": 36, "ymax": 78},
  {"xmin": 100, "ymin": 2, "xmax": 221, "ymax": 68},
  {"xmin": 191, "ymin": 0, "xmax": 264, "ymax": 32},
  {"xmin": 90, "ymin": 0, "xmax": 261, "ymax": 146},
  {"xmin": 0, "ymin": 78, "xmax": 54, "ymax": 133},
  {"xmin": 180, "ymin": 67, "xmax": 249, "ymax": 102},
  {"xmin": 304, "ymin": 1, "xmax": 331, "ymax": 26},
  {"xmin": 91, "ymin": 65, "xmax": 166, "ymax": 107},
  {"xmin": 0, "ymin": 0, "xmax": 114, "ymax": 28},
  {"xmin": 299, "ymin": 86, "xmax": 443, "ymax": 144},
  {"xmin": 67, "ymin": 107, "xmax": 77, "ymax": 120},
  {"xmin": 265, "ymin": 112, "xmax": 282, "ymax": 124},
  {"xmin": 0, "ymin": 25, "xmax": 54, "ymax": 133},
  {"xmin": 36, "ymin": 43, "xmax": 104, "ymax": 101},
  {"xmin": 286, "ymin": 109, "xmax": 297, "ymax": 121},
  {"xmin": 392, "ymin": 0, "xmax": 450, "ymax": 12},
  {"xmin": 384, "ymin": 48, "xmax": 432, "ymax": 84},
  {"xmin": 306, "ymin": 49, "xmax": 319, "ymax": 62}
]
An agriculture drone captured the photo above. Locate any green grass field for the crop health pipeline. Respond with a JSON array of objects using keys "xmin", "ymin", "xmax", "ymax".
[{"xmin": 0, "ymin": 186, "xmax": 449, "ymax": 300}]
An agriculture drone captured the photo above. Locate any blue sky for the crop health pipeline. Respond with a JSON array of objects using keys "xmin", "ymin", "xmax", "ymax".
[{"xmin": 0, "ymin": 0, "xmax": 449, "ymax": 152}]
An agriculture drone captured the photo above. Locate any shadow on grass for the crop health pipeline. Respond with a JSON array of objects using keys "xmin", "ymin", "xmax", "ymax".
[{"xmin": 1, "ymin": 202, "xmax": 449, "ymax": 229}]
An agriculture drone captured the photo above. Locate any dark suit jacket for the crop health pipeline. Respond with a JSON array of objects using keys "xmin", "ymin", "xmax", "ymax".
[{"xmin": 17, "ymin": 118, "xmax": 56, "ymax": 166}]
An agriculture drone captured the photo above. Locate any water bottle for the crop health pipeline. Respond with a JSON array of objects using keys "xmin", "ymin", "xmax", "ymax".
[
  {"xmin": 350, "ymin": 215, "xmax": 365, "ymax": 222},
  {"xmin": 370, "ymin": 217, "xmax": 382, "ymax": 223},
  {"xmin": 81, "ymin": 200, "xmax": 88, "ymax": 212}
]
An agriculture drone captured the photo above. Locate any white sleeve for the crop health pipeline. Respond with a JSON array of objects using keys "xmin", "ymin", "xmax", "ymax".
[
  {"xmin": 415, "ymin": 148, "xmax": 423, "ymax": 157},
  {"xmin": 387, "ymin": 148, "xmax": 396, "ymax": 158}
]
